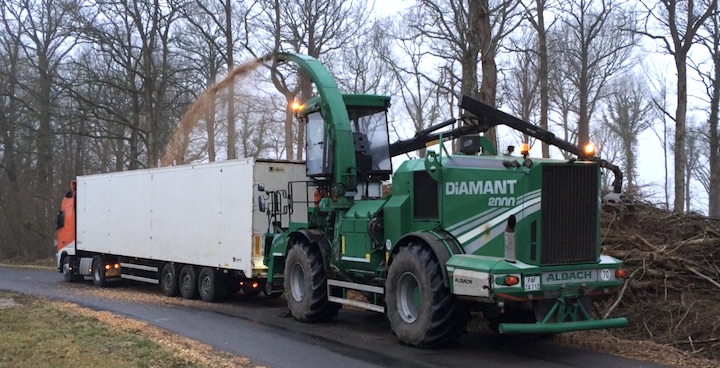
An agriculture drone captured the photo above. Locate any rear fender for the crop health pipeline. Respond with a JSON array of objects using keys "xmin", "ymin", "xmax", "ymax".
[
  {"xmin": 389, "ymin": 231, "xmax": 463, "ymax": 288},
  {"xmin": 288, "ymin": 229, "xmax": 332, "ymax": 272}
]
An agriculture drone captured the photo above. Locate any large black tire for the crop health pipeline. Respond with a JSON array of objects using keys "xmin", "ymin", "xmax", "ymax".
[
  {"xmin": 198, "ymin": 267, "xmax": 226, "ymax": 302},
  {"xmin": 92, "ymin": 257, "xmax": 107, "ymax": 287},
  {"xmin": 179, "ymin": 265, "xmax": 199, "ymax": 299},
  {"xmin": 160, "ymin": 263, "xmax": 179, "ymax": 297},
  {"xmin": 284, "ymin": 239, "xmax": 336, "ymax": 322},
  {"xmin": 385, "ymin": 242, "xmax": 468, "ymax": 347},
  {"xmin": 62, "ymin": 255, "xmax": 81, "ymax": 282}
]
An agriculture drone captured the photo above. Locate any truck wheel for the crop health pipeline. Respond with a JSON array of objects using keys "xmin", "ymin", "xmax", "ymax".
[
  {"xmin": 385, "ymin": 242, "xmax": 468, "ymax": 347},
  {"xmin": 92, "ymin": 257, "xmax": 107, "ymax": 287},
  {"xmin": 160, "ymin": 263, "xmax": 179, "ymax": 297},
  {"xmin": 284, "ymin": 239, "xmax": 335, "ymax": 322},
  {"xmin": 62, "ymin": 256, "xmax": 81, "ymax": 282},
  {"xmin": 198, "ymin": 267, "xmax": 226, "ymax": 302},
  {"xmin": 179, "ymin": 265, "xmax": 199, "ymax": 299}
]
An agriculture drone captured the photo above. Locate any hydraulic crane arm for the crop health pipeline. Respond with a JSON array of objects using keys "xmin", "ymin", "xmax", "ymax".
[
  {"xmin": 389, "ymin": 94, "xmax": 623, "ymax": 194},
  {"xmin": 458, "ymin": 95, "xmax": 624, "ymax": 194}
]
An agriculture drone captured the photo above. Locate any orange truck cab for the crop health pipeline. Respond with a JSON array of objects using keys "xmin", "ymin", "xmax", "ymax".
[{"xmin": 56, "ymin": 181, "xmax": 76, "ymax": 272}]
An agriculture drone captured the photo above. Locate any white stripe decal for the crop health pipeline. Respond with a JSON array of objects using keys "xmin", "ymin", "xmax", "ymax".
[
  {"xmin": 447, "ymin": 189, "xmax": 541, "ymax": 237},
  {"xmin": 464, "ymin": 202, "xmax": 542, "ymax": 253},
  {"xmin": 458, "ymin": 196, "xmax": 542, "ymax": 244},
  {"xmin": 341, "ymin": 256, "xmax": 371, "ymax": 263},
  {"xmin": 448, "ymin": 208, "xmax": 506, "ymax": 237}
]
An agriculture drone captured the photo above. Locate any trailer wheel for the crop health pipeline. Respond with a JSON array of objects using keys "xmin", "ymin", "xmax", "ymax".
[
  {"xmin": 385, "ymin": 242, "xmax": 468, "ymax": 347},
  {"xmin": 179, "ymin": 265, "xmax": 199, "ymax": 299},
  {"xmin": 160, "ymin": 263, "xmax": 179, "ymax": 297},
  {"xmin": 92, "ymin": 257, "xmax": 107, "ymax": 287},
  {"xmin": 62, "ymin": 256, "xmax": 81, "ymax": 282},
  {"xmin": 198, "ymin": 267, "xmax": 226, "ymax": 302},
  {"xmin": 284, "ymin": 239, "xmax": 335, "ymax": 322}
]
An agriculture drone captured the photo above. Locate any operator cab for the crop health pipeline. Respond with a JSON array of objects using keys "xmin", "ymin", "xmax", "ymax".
[{"xmin": 300, "ymin": 94, "xmax": 392, "ymax": 198}]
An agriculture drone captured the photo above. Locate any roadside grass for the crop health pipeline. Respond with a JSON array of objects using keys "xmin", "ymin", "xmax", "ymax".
[
  {"xmin": 0, "ymin": 257, "xmax": 55, "ymax": 269},
  {"xmin": 0, "ymin": 291, "xmax": 207, "ymax": 368}
]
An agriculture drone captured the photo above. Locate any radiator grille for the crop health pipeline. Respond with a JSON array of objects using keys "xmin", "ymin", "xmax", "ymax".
[
  {"xmin": 541, "ymin": 164, "xmax": 598, "ymax": 264},
  {"xmin": 413, "ymin": 171, "xmax": 438, "ymax": 219}
]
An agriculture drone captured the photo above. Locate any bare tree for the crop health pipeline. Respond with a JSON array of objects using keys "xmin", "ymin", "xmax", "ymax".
[
  {"xmin": 685, "ymin": 122, "xmax": 703, "ymax": 212},
  {"xmin": 502, "ymin": 30, "xmax": 540, "ymax": 146},
  {"xmin": 636, "ymin": 0, "xmax": 718, "ymax": 213},
  {"xmin": 249, "ymin": 0, "xmax": 372, "ymax": 160},
  {"xmin": 602, "ymin": 76, "xmax": 653, "ymax": 195},
  {"xmin": 335, "ymin": 20, "xmax": 395, "ymax": 95},
  {"xmin": 554, "ymin": 0, "xmax": 638, "ymax": 150},
  {"xmin": 547, "ymin": 31, "xmax": 579, "ymax": 158},
  {"xmin": 178, "ymin": 1, "xmax": 230, "ymax": 162},
  {"xmin": 381, "ymin": 16, "xmax": 447, "ymax": 157},
  {"xmin": 525, "ymin": 0, "xmax": 555, "ymax": 158},
  {"xmin": 647, "ymin": 65, "xmax": 674, "ymax": 210},
  {"xmin": 691, "ymin": 8, "xmax": 720, "ymax": 218},
  {"xmin": 409, "ymin": 0, "xmax": 522, "ymax": 150}
]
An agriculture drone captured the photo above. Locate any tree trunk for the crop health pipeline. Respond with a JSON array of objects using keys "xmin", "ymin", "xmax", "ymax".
[
  {"xmin": 36, "ymin": 53, "xmax": 54, "ymax": 220},
  {"xmin": 477, "ymin": 0, "xmax": 497, "ymax": 149},
  {"xmin": 226, "ymin": 0, "xmax": 236, "ymax": 160},
  {"xmin": 537, "ymin": 0, "xmax": 550, "ymax": 158},
  {"xmin": 284, "ymin": 96, "xmax": 294, "ymax": 160},
  {"xmin": 674, "ymin": 55, "xmax": 688, "ymax": 214},
  {"xmin": 624, "ymin": 140, "xmax": 635, "ymax": 194},
  {"xmin": 577, "ymin": 39, "xmax": 590, "ymax": 148},
  {"xmin": 708, "ymin": 34, "xmax": 720, "ymax": 218}
]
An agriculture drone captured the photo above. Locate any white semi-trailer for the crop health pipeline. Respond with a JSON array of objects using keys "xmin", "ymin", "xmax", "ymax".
[{"xmin": 55, "ymin": 158, "xmax": 308, "ymax": 301}]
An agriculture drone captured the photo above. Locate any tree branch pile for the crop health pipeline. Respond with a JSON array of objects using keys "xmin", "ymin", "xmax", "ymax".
[{"xmin": 600, "ymin": 202, "xmax": 720, "ymax": 361}]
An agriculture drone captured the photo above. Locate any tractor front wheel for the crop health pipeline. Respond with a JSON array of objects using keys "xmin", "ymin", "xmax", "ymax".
[
  {"xmin": 284, "ymin": 239, "xmax": 336, "ymax": 322},
  {"xmin": 385, "ymin": 242, "xmax": 468, "ymax": 347}
]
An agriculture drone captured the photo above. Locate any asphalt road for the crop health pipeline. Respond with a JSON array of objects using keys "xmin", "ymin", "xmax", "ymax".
[{"xmin": 0, "ymin": 265, "xmax": 665, "ymax": 368}]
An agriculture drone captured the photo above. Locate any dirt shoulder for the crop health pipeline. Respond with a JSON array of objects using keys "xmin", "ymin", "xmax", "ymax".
[{"xmin": 0, "ymin": 290, "xmax": 260, "ymax": 368}]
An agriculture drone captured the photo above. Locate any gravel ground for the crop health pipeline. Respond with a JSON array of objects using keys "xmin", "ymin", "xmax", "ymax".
[
  {"xmin": 56, "ymin": 301, "xmax": 263, "ymax": 368},
  {"xmin": 69, "ymin": 284, "xmax": 720, "ymax": 367}
]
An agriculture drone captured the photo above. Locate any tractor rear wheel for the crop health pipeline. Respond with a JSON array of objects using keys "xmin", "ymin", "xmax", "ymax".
[
  {"xmin": 284, "ymin": 239, "xmax": 336, "ymax": 322},
  {"xmin": 385, "ymin": 242, "xmax": 468, "ymax": 347}
]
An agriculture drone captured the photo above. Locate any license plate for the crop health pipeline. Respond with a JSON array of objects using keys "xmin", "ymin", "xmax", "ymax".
[
  {"xmin": 524, "ymin": 276, "xmax": 540, "ymax": 291},
  {"xmin": 542, "ymin": 269, "xmax": 597, "ymax": 285}
]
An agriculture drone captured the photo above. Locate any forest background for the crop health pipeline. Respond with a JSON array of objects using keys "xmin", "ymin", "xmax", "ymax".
[{"xmin": 1, "ymin": 0, "xmax": 718, "ymax": 260}]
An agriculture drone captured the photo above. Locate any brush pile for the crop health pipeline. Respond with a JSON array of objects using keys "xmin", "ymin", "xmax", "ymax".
[{"xmin": 600, "ymin": 202, "xmax": 720, "ymax": 361}]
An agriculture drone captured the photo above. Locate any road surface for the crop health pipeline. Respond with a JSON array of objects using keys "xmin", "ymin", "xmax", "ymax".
[{"xmin": 0, "ymin": 265, "xmax": 665, "ymax": 368}]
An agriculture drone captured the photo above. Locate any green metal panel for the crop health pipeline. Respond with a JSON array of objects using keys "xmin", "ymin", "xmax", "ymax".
[
  {"xmin": 338, "ymin": 199, "xmax": 388, "ymax": 276},
  {"xmin": 300, "ymin": 94, "xmax": 391, "ymax": 115},
  {"xmin": 383, "ymin": 195, "xmax": 410, "ymax": 247},
  {"xmin": 445, "ymin": 254, "xmax": 502, "ymax": 272}
]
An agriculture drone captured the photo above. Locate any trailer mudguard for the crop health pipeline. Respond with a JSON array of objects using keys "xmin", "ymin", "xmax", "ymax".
[{"xmin": 389, "ymin": 231, "xmax": 464, "ymax": 288}]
